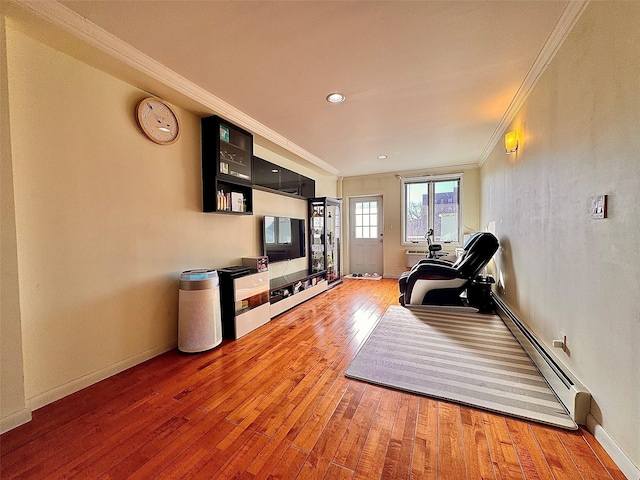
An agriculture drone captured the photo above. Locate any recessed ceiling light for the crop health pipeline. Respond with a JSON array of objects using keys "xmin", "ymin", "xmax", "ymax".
[
  {"xmin": 326, "ymin": 92, "xmax": 346, "ymax": 103},
  {"xmin": 377, "ymin": 155, "xmax": 388, "ymax": 160},
  {"xmin": 271, "ymin": 169, "xmax": 279, "ymax": 173}
]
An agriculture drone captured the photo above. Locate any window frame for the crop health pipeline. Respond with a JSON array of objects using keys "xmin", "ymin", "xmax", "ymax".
[{"xmin": 401, "ymin": 173, "xmax": 463, "ymax": 246}]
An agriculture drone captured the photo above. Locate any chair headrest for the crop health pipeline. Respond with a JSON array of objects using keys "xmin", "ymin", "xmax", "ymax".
[
  {"xmin": 450, "ymin": 231, "xmax": 483, "ymax": 268},
  {"xmin": 462, "ymin": 231, "xmax": 483, "ymax": 249},
  {"xmin": 456, "ymin": 232, "xmax": 499, "ymax": 278}
]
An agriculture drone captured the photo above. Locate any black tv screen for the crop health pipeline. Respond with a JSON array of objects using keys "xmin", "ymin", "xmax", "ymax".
[{"xmin": 263, "ymin": 216, "xmax": 306, "ymax": 263}]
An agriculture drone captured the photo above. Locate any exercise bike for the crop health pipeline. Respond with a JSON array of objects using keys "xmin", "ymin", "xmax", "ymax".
[{"xmin": 425, "ymin": 228, "xmax": 448, "ymax": 260}]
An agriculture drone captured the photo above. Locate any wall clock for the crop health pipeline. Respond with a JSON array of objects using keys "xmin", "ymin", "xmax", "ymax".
[{"xmin": 135, "ymin": 97, "xmax": 180, "ymax": 145}]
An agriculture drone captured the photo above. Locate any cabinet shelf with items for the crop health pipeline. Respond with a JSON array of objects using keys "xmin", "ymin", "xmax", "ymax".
[
  {"xmin": 202, "ymin": 115, "xmax": 253, "ymax": 214},
  {"xmin": 269, "ymin": 269, "xmax": 328, "ymax": 318},
  {"xmin": 211, "ymin": 180, "xmax": 252, "ymax": 214},
  {"xmin": 309, "ymin": 197, "xmax": 342, "ymax": 287}
]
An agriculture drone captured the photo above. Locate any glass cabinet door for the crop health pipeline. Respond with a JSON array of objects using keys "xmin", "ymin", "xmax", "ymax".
[
  {"xmin": 309, "ymin": 197, "xmax": 342, "ymax": 287},
  {"xmin": 310, "ymin": 202, "xmax": 325, "ymax": 272},
  {"xmin": 326, "ymin": 203, "xmax": 340, "ymax": 283}
]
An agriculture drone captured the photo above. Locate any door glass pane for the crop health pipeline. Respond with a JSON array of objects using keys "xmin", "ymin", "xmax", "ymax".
[{"xmin": 354, "ymin": 201, "xmax": 378, "ymax": 239}]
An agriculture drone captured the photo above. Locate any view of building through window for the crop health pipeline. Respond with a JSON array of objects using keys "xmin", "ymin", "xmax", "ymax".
[
  {"xmin": 405, "ymin": 182, "xmax": 429, "ymax": 242},
  {"xmin": 404, "ymin": 178, "xmax": 460, "ymax": 243}
]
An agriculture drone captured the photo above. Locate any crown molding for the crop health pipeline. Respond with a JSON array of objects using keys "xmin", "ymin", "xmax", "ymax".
[
  {"xmin": 343, "ymin": 162, "xmax": 479, "ymax": 182},
  {"xmin": 476, "ymin": 0, "xmax": 590, "ymax": 167},
  {"xmin": 8, "ymin": 0, "xmax": 340, "ymax": 176}
]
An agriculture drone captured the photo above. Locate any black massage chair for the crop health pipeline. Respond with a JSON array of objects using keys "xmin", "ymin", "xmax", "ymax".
[{"xmin": 398, "ymin": 232, "xmax": 499, "ymax": 307}]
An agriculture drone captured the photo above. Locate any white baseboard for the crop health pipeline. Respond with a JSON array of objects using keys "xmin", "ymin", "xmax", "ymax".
[
  {"xmin": 0, "ymin": 407, "xmax": 32, "ymax": 435},
  {"xmin": 26, "ymin": 341, "xmax": 176, "ymax": 413},
  {"xmin": 493, "ymin": 294, "xmax": 638, "ymax": 479},
  {"xmin": 587, "ymin": 414, "xmax": 639, "ymax": 480}
]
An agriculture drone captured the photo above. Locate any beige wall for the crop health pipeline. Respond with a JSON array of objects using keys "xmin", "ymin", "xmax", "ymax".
[
  {"xmin": 4, "ymin": 3, "xmax": 639, "ymax": 472},
  {"xmin": 341, "ymin": 167, "xmax": 480, "ymax": 278},
  {"xmin": 480, "ymin": 2, "xmax": 640, "ymax": 469},
  {"xmin": 1, "ymin": 24, "xmax": 336, "ymax": 421},
  {"xmin": 1, "ymin": 15, "xmax": 30, "ymax": 431}
]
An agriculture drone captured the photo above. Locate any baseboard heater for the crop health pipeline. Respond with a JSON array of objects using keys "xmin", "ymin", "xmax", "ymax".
[{"xmin": 492, "ymin": 294, "xmax": 591, "ymax": 425}]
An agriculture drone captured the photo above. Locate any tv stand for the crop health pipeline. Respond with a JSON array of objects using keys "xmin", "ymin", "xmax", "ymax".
[{"xmin": 269, "ymin": 269, "xmax": 328, "ymax": 318}]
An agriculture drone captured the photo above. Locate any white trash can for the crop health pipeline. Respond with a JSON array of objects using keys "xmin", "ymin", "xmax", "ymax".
[{"xmin": 178, "ymin": 269, "xmax": 222, "ymax": 353}]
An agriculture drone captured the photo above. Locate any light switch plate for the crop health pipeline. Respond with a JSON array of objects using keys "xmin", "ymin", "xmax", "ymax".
[{"xmin": 590, "ymin": 194, "xmax": 607, "ymax": 219}]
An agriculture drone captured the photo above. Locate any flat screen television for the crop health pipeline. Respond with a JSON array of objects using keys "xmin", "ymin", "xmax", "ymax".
[{"xmin": 263, "ymin": 216, "xmax": 306, "ymax": 263}]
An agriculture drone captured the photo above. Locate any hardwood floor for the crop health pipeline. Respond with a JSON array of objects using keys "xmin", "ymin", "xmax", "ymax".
[{"xmin": 1, "ymin": 278, "xmax": 625, "ymax": 479}]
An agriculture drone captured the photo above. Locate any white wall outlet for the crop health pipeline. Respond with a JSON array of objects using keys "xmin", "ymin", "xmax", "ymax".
[{"xmin": 553, "ymin": 331, "xmax": 567, "ymax": 351}]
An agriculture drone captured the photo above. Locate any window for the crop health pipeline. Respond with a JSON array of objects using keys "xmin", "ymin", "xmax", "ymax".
[
  {"xmin": 402, "ymin": 175, "xmax": 462, "ymax": 244},
  {"xmin": 354, "ymin": 200, "xmax": 378, "ymax": 239}
]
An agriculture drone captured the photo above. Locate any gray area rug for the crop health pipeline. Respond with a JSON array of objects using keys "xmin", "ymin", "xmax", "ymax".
[{"xmin": 345, "ymin": 306, "xmax": 577, "ymax": 430}]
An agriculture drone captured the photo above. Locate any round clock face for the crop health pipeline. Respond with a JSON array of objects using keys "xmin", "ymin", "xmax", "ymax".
[{"xmin": 135, "ymin": 97, "xmax": 180, "ymax": 145}]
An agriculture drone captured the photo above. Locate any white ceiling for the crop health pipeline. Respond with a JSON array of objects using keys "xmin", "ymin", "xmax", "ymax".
[{"xmin": 58, "ymin": 0, "xmax": 572, "ymax": 177}]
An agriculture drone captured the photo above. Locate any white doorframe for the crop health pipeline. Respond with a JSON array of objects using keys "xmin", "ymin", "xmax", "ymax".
[{"xmin": 348, "ymin": 195, "xmax": 384, "ymax": 276}]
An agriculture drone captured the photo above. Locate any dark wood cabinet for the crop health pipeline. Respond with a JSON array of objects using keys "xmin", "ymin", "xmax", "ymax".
[
  {"xmin": 201, "ymin": 115, "xmax": 253, "ymax": 214},
  {"xmin": 253, "ymin": 156, "xmax": 315, "ymax": 198}
]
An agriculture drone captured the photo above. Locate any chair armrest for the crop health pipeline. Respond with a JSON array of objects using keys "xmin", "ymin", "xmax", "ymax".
[
  {"xmin": 410, "ymin": 263, "xmax": 467, "ymax": 279},
  {"xmin": 415, "ymin": 258, "xmax": 454, "ymax": 267},
  {"xmin": 409, "ymin": 258, "xmax": 453, "ymax": 273}
]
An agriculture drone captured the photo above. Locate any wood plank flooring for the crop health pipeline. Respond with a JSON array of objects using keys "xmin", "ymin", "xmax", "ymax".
[{"xmin": 0, "ymin": 278, "xmax": 625, "ymax": 479}]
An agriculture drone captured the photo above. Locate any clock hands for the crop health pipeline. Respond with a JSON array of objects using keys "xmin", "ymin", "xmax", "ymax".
[
  {"xmin": 146, "ymin": 102, "xmax": 173, "ymax": 131},
  {"xmin": 137, "ymin": 97, "xmax": 179, "ymax": 144}
]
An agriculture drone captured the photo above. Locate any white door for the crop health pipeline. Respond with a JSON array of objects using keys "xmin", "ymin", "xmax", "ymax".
[{"xmin": 349, "ymin": 196, "xmax": 383, "ymax": 275}]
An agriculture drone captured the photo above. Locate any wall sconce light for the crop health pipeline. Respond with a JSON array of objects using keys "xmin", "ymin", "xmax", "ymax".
[{"xmin": 505, "ymin": 130, "xmax": 518, "ymax": 154}]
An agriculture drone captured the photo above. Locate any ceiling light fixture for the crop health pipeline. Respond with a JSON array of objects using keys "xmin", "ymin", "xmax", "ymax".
[
  {"xmin": 377, "ymin": 155, "xmax": 388, "ymax": 160},
  {"xmin": 326, "ymin": 92, "xmax": 346, "ymax": 103}
]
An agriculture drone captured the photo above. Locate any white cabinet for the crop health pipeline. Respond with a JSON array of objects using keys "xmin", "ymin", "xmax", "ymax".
[
  {"xmin": 269, "ymin": 270, "xmax": 328, "ymax": 318},
  {"xmin": 219, "ymin": 268, "xmax": 270, "ymax": 339},
  {"xmin": 270, "ymin": 279, "xmax": 327, "ymax": 318}
]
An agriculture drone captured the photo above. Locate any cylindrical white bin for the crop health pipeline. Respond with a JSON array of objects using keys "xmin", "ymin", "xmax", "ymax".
[{"xmin": 178, "ymin": 269, "xmax": 222, "ymax": 353}]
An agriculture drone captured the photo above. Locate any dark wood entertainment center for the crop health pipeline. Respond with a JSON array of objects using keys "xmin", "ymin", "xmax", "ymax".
[{"xmin": 201, "ymin": 115, "xmax": 339, "ymax": 319}]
